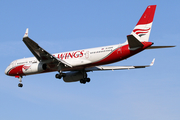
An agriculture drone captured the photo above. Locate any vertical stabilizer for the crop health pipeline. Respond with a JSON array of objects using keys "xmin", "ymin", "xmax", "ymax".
[{"xmin": 131, "ymin": 5, "xmax": 156, "ymax": 42}]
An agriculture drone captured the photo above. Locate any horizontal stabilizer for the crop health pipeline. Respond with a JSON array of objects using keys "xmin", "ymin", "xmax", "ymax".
[
  {"xmin": 146, "ymin": 46, "xmax": 175, "ymax": 49},
  {"xmin": 127, "ymin": 35, "xmax": 144, "ymax": 50}
]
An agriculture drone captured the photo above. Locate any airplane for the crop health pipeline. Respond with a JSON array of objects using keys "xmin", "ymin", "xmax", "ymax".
[{"xmin": 5, "ymin": 5, "xmax": 174, "ymax": 87}]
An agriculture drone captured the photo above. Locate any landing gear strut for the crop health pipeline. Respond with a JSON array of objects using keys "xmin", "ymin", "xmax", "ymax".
[
  {"xmin": 18, "ymin": 76, "xmax": 23, "ymax": 87},
  {"xmin": 80, "ymin": 70, "xmax": 90, "ymax": 84}
]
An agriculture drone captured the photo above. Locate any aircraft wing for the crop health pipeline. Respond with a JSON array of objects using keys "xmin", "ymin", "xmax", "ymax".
[
  {"xmin": 85, "ymin": 59, "xmax": 155, "ymax": 71},
  {"xmin": 22, "ymin": 28, "xmax": 72, "ymax": 67}
]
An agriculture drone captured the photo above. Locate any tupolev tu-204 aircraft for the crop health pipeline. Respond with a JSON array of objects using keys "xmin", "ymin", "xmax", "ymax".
[{"xmin": 5, "ymin": 5, "xmax": 174, "ymax": 87}]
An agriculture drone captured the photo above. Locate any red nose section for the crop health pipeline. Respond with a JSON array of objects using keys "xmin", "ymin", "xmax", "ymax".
[{"xmin": 8, "ymin": 65, "xmax": 24, "ymax": 76}]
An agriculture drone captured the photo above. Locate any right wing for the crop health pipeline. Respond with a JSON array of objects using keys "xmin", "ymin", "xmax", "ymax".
[
  {"xmin": 22, "ymin": 28, "xmax": 72, "ymax": 68},
  {"xmin": 85, "ymin": 59, "xmax": 155, "ymax": 71}
]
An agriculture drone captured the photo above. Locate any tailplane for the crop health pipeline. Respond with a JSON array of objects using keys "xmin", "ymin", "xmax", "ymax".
[{"xmin": 146, "ymin": 46, "xmax": 175, "ymax": 49}]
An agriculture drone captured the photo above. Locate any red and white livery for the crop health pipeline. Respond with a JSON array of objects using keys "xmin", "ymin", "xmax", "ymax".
[{"xmin": 5, "ymin": 5, "xmax": 174, "ymax": 87}]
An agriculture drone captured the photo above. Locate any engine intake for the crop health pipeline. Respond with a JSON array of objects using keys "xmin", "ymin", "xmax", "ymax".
[{"xmin": 23, "ymin": 63, "xmax": 47, "ymax": 75}]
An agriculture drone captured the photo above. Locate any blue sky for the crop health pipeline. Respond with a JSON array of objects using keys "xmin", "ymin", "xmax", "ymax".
[{"xmin": 1, "ymin": 0, "xmax": 180, "ymax": 120}]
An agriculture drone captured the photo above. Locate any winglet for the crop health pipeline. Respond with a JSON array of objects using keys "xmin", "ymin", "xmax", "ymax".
[
  {"xmin": 150, "ymin": 58, "xmax": 155, "ymax": 66},
  {"xmin": 23, "ymin": 28, "xmax": 29, "ymax": 38}
]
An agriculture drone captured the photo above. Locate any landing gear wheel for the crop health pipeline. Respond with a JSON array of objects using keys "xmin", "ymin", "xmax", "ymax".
[
  {"xmin": 86, "ymin": 78, "xmax": 90, "ymax": 82},
  {"xmin": 80, "ymin": 79, "xmax": 86, "ymax": 84},
  {"xmin": 17, "ymin": 76, "xmax": 23, "ymax": 88},
  {"xmin": 55, "ymin": 74, "xmax": 62, "ymax": 79},
  {"xmin": 18, "ymin": 83, "xmax": 23, "ymax": 87}
]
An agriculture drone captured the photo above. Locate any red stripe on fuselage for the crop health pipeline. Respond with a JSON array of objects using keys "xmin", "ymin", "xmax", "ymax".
[{"xmin": 90, "ymin": 42, "xmax": 153, "ymax": 66}]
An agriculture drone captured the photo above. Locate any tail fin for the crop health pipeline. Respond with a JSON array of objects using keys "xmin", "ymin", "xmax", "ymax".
[{"xmin": 131, "ymin": 5, "xmax": 156, "ymax": 42}]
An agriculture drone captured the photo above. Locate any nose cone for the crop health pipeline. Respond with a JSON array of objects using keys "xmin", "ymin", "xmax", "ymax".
[{"xmin": 5, "ymin": 66, "xmax": 9, "ymax": 75}]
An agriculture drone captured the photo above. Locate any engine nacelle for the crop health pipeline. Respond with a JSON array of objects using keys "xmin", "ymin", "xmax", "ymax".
[
  {"xmin": 63, "ymin": 71, "xmax": 84, "ymax": 82},
  {"xmin": 22, "ymin": 63, "xmax": 47, "ymax": 75}
]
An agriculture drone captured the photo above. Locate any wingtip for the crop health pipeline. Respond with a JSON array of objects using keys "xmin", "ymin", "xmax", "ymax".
[
  {"xmin": 23, "ymin": 28, "xmax": 29, "ymax": 38},
  {"xmin": 150, "ymin": 58, "xmax": 155, "ymax": 66}
]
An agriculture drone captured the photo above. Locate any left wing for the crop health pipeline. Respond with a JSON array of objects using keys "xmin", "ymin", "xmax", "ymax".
[
  {"xmin": 22, "ymin": 28, "xmax": 72, "ymax": 68},
  {"xmin": 85, "ymin": 59, "xmax": 155, "ymax": 71}
]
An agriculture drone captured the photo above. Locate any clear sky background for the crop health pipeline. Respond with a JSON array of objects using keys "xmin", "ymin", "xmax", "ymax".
[{"xmin": 0, "ymin": 0, "xmax": 180, "ymax": 120}]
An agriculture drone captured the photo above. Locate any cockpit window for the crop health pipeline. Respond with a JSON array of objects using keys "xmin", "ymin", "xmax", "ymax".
[
  {"xmin": 17, "ymin": 62, "xmax": 28, "ymax": 65},
  {"xmin": 9, "ymin": 62, "xmax": 14, "ymax": 66}
]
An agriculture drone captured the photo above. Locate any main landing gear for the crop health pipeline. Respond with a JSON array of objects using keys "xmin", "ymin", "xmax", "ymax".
[
  {"xmin": 80, "ymin": 78, "xmax": 90, "ymax": 84},
  {"xmin": 55, "ymin": 71, "xmax": 66, "ymax": 79},
  {"xmin": 55, "ymin": 70, "xmax": 91, "ymax": 84},
  {"xmin": 80, "ymin": 71, "xmax": 90, "ymax": 84},
  {"xmin": 17, "ymin": 76, "xmax": 23, "ymax": 87}
]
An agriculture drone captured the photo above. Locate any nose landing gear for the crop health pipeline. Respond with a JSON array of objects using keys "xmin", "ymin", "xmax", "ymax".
[
  {"xmin": 18, "ymin": 83, "xmax": 23, "ymax": 87},
  {"xmin": 16, "ymin": 76, "xmax": 23, "ymax": 87}
]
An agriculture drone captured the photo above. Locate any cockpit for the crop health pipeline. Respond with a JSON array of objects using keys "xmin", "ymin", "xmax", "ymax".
[{"xmin": 5, "ymin": 60, "xmax": 17, "ymax": 75}]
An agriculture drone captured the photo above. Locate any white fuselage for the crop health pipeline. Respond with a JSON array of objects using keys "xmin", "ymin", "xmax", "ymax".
[{"xmin": 5, "ymin": 43, "xmax": 123, "ymax": 76}]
